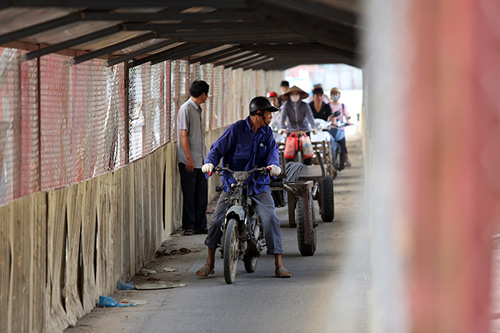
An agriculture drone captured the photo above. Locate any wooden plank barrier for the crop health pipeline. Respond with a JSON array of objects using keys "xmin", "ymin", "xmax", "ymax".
[
  {"xmin": 0, "ymin": 142, "xmax": 183, "ymax": 332},
  {"xmin": 0, "ymin": 202, "xmax": 10, "ymax": 333}
]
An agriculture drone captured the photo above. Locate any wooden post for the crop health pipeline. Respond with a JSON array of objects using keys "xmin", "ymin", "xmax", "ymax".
[
  {"xmin": 123, "ymin": 61, "xmax": 130, "ymax": 165},
  {"xmin": 37, "ymin": 55, "xmax": 41, "ymax": 192}
]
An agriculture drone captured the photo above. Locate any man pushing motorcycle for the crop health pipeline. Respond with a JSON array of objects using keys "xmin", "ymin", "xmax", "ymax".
[{"xmin": 196, "ymin": 96, "xmax": 292, "ymax": 279}]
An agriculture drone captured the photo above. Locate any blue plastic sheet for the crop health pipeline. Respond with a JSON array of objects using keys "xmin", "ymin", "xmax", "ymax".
[
  {"xmin": 117, "ymin": 280, "xmax": 136, "ymax": 290},
  {"xmin": 98, "ymin": 295, "xmax": 136, "ymax": 307}
]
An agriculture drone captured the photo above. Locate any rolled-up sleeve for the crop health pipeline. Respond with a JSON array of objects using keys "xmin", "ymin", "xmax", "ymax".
[
  {"xmin": 205, "ymin": 126, "xmax": 233, "ymax": 166},
  {"xmin": 178, "ymin": 107, "xmax": 188, "ymax": 130}
]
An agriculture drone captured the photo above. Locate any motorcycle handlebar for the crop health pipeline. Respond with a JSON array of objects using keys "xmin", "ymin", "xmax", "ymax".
[
  {"xmin": 209, "ymin": 166, "xmax": 269, "ymax": 177},
  {"xmin": 334, "ymin": 122, "xmax": 352, "ymax": 128},
  {"xmin": 281, "ymin": 129, "xmax": 311, "ymax": 136}
]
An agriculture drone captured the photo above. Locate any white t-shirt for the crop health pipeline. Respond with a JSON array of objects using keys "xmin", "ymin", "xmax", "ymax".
[
  {"xmin": 270, "ymin": 110, "xmax": 282, "ymax": 129},
  {"xmin": 330, "ymin": 102, "xmax": 350, "ymax": 120},
  {"xmin": 330, "ymin": 103, "xmax": 350, "ymax": 132}
]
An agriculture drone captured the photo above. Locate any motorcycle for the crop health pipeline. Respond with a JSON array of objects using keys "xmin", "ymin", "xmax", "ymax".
[
  {"xmin": 211, "ymin": 166, "xmax": 269, "ymax": 284},
  {"xmin": 309, "ymin": 110, "xmax": 352, "ymax": 172},
  {"xmin": 311, "ymin": 119, "xmax": 332, "ymax": 142},
  {"xmin": 331, "ymin": 119, "xmax": 351, "ymax": 172}
]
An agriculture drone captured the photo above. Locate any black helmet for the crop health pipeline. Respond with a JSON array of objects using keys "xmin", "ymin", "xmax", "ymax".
[{"xmin": 249, "ymin": 96, "xmax": 279, "ymax": 115}]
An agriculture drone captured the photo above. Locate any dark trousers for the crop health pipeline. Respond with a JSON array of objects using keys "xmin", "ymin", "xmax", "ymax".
[
  {"xmin": 178, "ymin": 163, "xmax": 208, "ymax": 231},
  {"xmin": 337, "ymin": 137, "xmax": 348, "ymax": 154},
  {"xmin": 205, "ymin": 191, "xmax": 283, "ymax": 254}
]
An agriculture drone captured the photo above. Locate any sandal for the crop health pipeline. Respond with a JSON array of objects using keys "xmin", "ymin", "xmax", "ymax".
[
  {"xmin": 183, "ymin": 229, "xmax": 194, "ymax": 236},
  {"xmin": 196, "ymin": 265, "xmax": 214, "ymax": 277},
  {"xmin": 345, "ymin": 161, "xmax": 352, "ymax": 167},
  {"xmin": 275, "ymin": 266, "xmax": 292, "ymax": 278}
]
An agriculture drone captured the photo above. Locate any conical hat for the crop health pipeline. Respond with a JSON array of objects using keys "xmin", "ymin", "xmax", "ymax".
[{"xmin": 281, "ymin": 85, "xmax": 309, "ymax": 101}]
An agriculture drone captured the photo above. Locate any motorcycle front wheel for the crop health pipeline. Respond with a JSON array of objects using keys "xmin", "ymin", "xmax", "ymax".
[
  {"xmin": 335, "ymin": 148, "xmax": 345, "ymax": 171},
  {"xmin": 223, "ymin": 218, "xmax": 239, "ymax": 284}
]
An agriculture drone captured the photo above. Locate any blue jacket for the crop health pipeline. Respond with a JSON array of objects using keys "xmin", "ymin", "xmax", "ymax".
[{"xmin": 205, "ymin": 117, "xmax": 280, "ymax": 195}]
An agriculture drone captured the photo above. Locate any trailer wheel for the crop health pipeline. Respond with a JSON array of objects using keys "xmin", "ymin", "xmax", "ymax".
[
  {"xmin": 320, "ymin": 176, "xmax": 334, "ymax": 222},
  {"xmin": 296, "ymin": 193, "xmax": 316, "ymax": 256}
]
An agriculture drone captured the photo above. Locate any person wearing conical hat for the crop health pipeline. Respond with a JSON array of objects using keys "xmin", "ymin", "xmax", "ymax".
[{"xmin": 278, "ymin": 85, "xmax": 318, "ymax": 164}]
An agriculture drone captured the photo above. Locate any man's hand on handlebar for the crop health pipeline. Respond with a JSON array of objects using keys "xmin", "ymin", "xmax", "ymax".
[
  {"xmin": 202, "ymin": 163, "xmax": 214, "ymax": 174},
  {"xmin": 278, "ymin": 129, "xmax": 286, "ymax": 135},
  {"xmin": 267, "ymin": 165, "xmax": 281, "ymax": 177}
]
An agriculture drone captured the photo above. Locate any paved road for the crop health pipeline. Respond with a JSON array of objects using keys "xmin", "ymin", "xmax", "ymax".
[{"xmin": 67, "ymin": 136, "xmax": 370, "ymax": 333}]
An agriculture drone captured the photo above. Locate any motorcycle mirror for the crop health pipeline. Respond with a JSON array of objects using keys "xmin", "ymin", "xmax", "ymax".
[{"xmin": 332, "ymin": 110, "xmax": 341, "ymax": 117}]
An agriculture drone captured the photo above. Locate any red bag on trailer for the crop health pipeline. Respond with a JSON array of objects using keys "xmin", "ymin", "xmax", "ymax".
[
  {"xmin": 300, "ymin": 133, "xmax": 314, "ymax": 159},
  {"xmin": 284, "ymin": 132, "xmax": 298, "ymax": 159}
]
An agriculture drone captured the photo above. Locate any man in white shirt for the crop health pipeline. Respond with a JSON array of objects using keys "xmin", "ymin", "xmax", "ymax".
[{"xmin": 177, "ymin": 80, "xmax": 209, "ymax": 235}]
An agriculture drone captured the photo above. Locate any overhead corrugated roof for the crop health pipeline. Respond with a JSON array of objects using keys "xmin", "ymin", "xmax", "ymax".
[{"xmin": 0, "ymin": 0, "xmax": 362, "ymax": 70}]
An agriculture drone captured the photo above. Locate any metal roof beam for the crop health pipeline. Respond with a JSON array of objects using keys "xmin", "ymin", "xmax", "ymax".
[
  {"xmin": 273, "ymin": 54, "xmax": 358, "ymax": 67},
  {"xmin": 197, "ymin": 48, "xmax": 245, "ymax": 65},
  {"xmin": 229, "ymin": 55, "xmax": 268, "ymax": 68},
  {"xmin": 150, "ymin": 43, "xmax": 221, "ymax": 65},
  {"xmin": 286, "ymin": 26, "xmax": 357, "ymax": 54},
  {"xmin": 0, "ymin": 12, "xmax": 82, "ymax": 45},
  {"xmin": 157, "ymin": 31, "xmax": 304, "ymax": 43},
  {"xmin": 0, "ymin": 0, "xmax": 250, "ymax": 9},
  {"xmin": 256, "ymin": 3, "xmax": 358, "ymax": 53},
  {"xmin": 240, "ymin": 43, "xmax": 327, "ymax": 52},
  {"xmin": 83, "ymin": 10, "xmax": 262, "ymax": 22},
  {"xmin": 259, "ymin": 48, "xmax": 331, "ymax": 54},
  {"xmin": 156, "ymin": 29, "xmax": 293, "ymax": 38},
  {"xmin": 234, "ymin": 57, "xmax": 274, "ymax": 70},
  {"xmin": 262, "ymin": 47, "xmax": 357, "ymax": 60},
  {"xmin": 253, "ymin": 59, "xmax": 298, "ymax": 71},
  {"xmin": 107, "ymin": 39, "xmax": 177, "ymax": 66},
  {"xmin": 258, "ymin": 0, "xmax": 358, "ymax": 27},
  {"xmin": 73, "ymin": 32, "xmax": 156, "ymax": 65},
  {"xmin": 130, "ymin": 42, "xmax": 201, "ymax": 67},
  {"xmin": 24, "ymin": 25, "xmax": 123, "ymax": 61},
  {"xmin": 273, "ymin": 51, "xmax": 356, "ymax": 61},
  {"xmin": 215, "ymin": 52, "xmax": 260, "ymax": 66},
  {"xmin": 123, "ymin": 21, "xmax": 281, "ymax": 32},
  {"xmin": 180, "ymin": 36, "xmax": 308, "ymax": 44},
  {"xmin": 189, "ymin": 46, "xmax": 239, "ymax": 63},
  {"xmin": 213, "ymin": 50, "xmax": 252, "ymax": 63}
]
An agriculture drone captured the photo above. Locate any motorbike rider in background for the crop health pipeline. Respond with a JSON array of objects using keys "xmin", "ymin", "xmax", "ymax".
[
  {"xmin": 278, "ymin": 86, "xmax": 318, "ymax": 165},
  {"xmin": 309, "ymin": 87, "xmax": 336, "ymax": 159},
  {"xmin": 278, "ymin": 80, "xmax": 289, "ymax": 107},
  {"xmin": 267, "ymin": 91, "xmax": 282, "ymax": 129},
  {"xmin": 330, "ymin": 87, "xmax": 353, "ymax": 167},
  {"xmin": 196, "ymin": 96, "xmax": 292, "ymax": 279}
]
